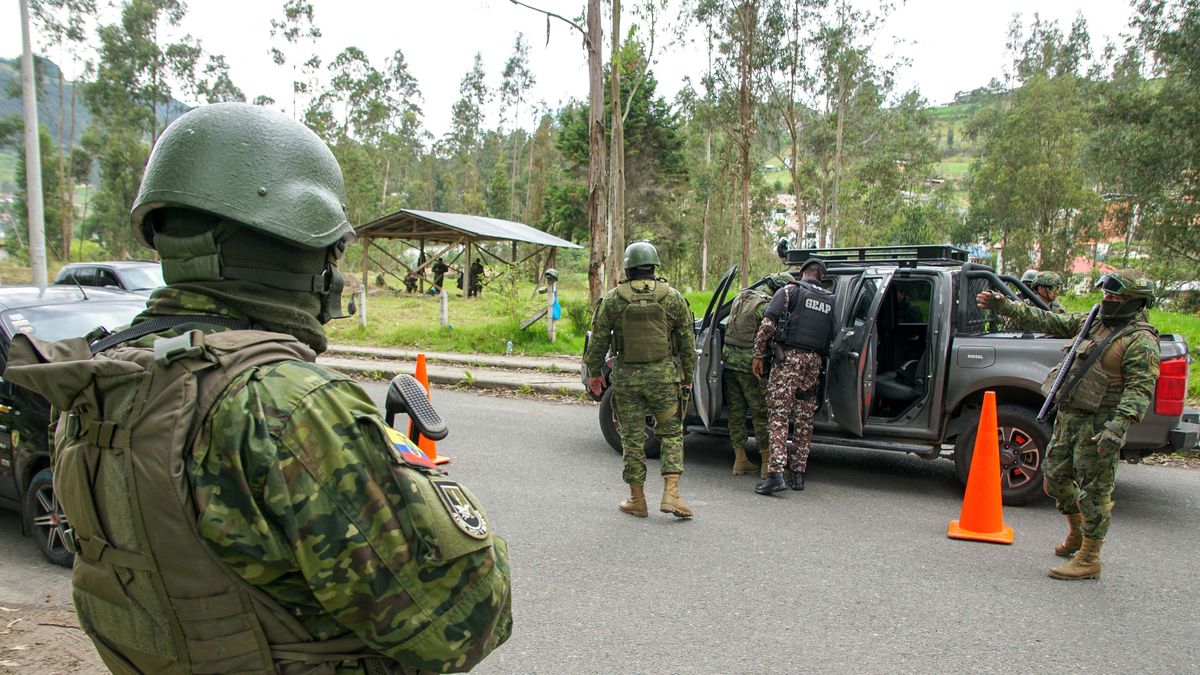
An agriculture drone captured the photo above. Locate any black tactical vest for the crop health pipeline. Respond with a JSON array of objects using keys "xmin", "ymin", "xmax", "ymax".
[{"xmin": 775, "ymin": 281, "xmax": 835, "ymax": 354}]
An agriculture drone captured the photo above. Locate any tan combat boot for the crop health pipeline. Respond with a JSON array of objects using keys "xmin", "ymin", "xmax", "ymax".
[
  {"xmin": 731, "ymin": 447, "xmax": 756, "ymax": 475},
  {"xmin": 759, "ymin": 450, "xmax": 771, "ymax": 479},
  {"xmin": 618, "ymin": 483, "xmax": 648, "ymax": 518},
  {"xmin": 1054, "ymin": 513, "xmax": 1085, "ymax": 557},
  {"xmin": 1048, "ymin": 536, "xmax": 1103, "ymax": 580},
  {"xmin": 660, "ymin": 475, "xmax": 693, "ymax": 519}
]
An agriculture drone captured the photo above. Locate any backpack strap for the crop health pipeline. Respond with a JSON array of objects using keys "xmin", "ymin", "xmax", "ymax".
[{"xmin": 90, "ymin": 315, "xmax": 257, "ymax": 354}]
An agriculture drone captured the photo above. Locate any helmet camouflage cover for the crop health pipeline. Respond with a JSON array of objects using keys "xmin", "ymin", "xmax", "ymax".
[
  {"xmin": 131, "ymin": 102, "xmax": 352, "ymax": 250},
  {"xmin": 1021, "ymin": 269, "xmax": 1038, "ymax": 284},
  {"xmin": 623, "ymin": 241, "xmax": 661, "ymax": 268},
  {"xmin": 1031, "ymin": 271, "xmax": 1062, "ymax": 290},
  {"xmin": 1096, "ymin": 269, "xmax": 1156, "ymax": 308}
]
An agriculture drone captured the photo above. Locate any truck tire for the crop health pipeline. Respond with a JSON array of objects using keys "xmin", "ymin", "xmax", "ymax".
[
  {"xmin": 24, "ymin": 468, "xmax": 74, "ymax": 568},
  {"xmin": 953, "ymin": 404, "xmax": 1051, "ymax": 507},
  {"xmin": 598, "ymin": 387, "xmax": 661, "ymax": 459}
]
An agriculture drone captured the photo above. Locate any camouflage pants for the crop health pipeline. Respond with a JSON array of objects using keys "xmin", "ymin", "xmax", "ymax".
[
  {"xmin": 766, "ymin": 349, "xmax": 822, "ymax": 473},
  {"xmin": 1044, "ymin": 410, "xmax": 1121, "ymax": 540},
  {"xmin": 613, "ymin": 383, "xmax": 685, "ymax": 484},
  {"xmin": 725, "ymin": 368, "xmax": 768, "ymax": 450}
]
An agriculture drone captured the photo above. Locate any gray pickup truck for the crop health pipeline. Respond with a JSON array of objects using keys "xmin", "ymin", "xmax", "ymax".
[{"xmin": 589, "ymin": 245, "xmax": 1197, "ymax": 505}]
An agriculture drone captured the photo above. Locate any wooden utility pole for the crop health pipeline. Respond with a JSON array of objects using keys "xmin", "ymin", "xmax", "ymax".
[{"xmin": 19, "ymin": 0, "xmax": 48, "ymax": 290}]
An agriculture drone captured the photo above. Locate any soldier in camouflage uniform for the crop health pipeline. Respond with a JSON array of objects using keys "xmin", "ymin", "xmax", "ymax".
[
  {"xmin": 6, "ymin": 104, "xmax": 511, "ymax": 673},
  {"xmin": 585, "ymin": 241, "xmax": 697, "ymax": 519},
  {"xmin": 723, "ymin": 273, "xmax": 795, "ymax": 478},
  {"xmin": 1029, "ymin": 271, "xmax": 1067, "ymax": 314},
  {"xmin": 978, "ymin": 270, "xmax": 1160, "ymax": 580},
  {"xmin": 752, "ymin": 259, "xmax": 836, "ymax": 495}
]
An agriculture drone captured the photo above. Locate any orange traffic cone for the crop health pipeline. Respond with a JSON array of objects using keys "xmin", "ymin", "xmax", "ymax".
[
  {"xmin": 947, "ymin": 391, "xmax": 1013, "ymax": 544},
  {"xmin": 409, "ymin": 354, "xmax": 450, "ymax": 465}
]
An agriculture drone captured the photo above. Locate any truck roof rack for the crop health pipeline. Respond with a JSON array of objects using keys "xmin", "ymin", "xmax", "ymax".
[{"xmin": 785, "ymin": 245, "xmax": 969, "ymax": 268}]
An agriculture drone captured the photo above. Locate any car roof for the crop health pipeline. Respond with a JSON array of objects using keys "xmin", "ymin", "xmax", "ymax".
[
  {"xmin": 0, "ymin": 285, "xmax": 144, "ymax": 310},
  {"xmin": 60, "ymin": 260, "xmax": 159, "ymax": 270}
]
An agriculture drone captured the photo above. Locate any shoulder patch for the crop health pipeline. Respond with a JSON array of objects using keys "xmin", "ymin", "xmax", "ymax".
[{"xmin": 430, "ymin": 479, "xmax": 489, "ymax": 539}]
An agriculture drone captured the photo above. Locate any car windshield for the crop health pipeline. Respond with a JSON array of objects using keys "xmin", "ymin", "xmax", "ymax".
[
  {"xmin": 120, "ymin": 266, "xmax": 165, "ymax": 291},
  {"xmin": 2, "ymin": 301, "xmax": 145, "ymax": 343}
]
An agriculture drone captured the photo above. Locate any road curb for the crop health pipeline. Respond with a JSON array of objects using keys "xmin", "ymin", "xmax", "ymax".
[{"xmin": 318, "ymin": 357, "xmax": 586, "ymax": 396}]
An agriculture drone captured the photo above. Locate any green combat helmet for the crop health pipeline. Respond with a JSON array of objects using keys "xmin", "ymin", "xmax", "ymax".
[
  {"xmin": 623, "ymin": 241, "xmax": 661, "ymax": 269},
  {"xmin": 544, "ymin": 268, "xmax": 559, "ymax": 282},
  {"xmin": 131, "ymin": 102, "xmax": 354, "ymax": 322},
  {"xmin": 1095, "ymin": 269, "xmax": 1156, "ymax": 324},
  {"xmin": 1021, "ymin": 269, "xmax": 1038, "ymax": 284},
  {"xmin": 766, "ymin": 272, "xmax": 794, "ymax": 291},
  {"xmin": 1031, "ymin": 271, "xmax": 1062, "ymax": 290}
]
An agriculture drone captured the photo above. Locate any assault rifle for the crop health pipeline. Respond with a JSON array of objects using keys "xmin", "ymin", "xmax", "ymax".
[{"xmin": 1037, "ymin": 303, "xmax": 1100, "ymax": 422}]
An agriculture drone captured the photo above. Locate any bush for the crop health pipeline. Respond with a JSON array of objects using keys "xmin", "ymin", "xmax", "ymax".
[{"xmin": 563, "ymin": 299, "xmax": 592, "ymax": 337}]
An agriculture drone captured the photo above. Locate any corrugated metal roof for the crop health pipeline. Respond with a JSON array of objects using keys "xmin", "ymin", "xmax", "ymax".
[{"xmin": 356, "ymin": 209, "xmax": 582, "ymax": 249}]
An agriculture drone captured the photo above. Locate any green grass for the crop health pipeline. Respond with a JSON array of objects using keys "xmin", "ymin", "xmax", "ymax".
[{"xmin": 328, "ymin": 278, "xmax": 588, "ymax": 357}]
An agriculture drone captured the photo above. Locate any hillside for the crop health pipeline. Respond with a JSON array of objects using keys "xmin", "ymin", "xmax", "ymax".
[{"xmin": 0, "ymin": 56, "xmax": 189, "ymax": 192}]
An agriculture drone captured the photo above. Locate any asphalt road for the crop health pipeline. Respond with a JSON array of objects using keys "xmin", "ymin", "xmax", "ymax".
[{"xmin": 1, "ymin": 386, "xmax": 1197, "ymax": 673}]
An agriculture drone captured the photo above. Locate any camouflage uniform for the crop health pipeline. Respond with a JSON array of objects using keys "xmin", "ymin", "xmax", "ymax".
[
  {"xmin": 148, "ymin": 289, "xmax": 513, "ymax": 673},
  {"xmin": 993, "ymin": 298, "xmax": 1159, "ymax": 541},
  {"xmin": 723, "ymin": 318, "xmax": 769, "ymax": 453},
  {"xmin": 584, "ymin": 280, "xmax": 696, "ymax": 484},
  {"xmin": 753, "ymin": 317, "xmax": 823, "ymax": 474}
]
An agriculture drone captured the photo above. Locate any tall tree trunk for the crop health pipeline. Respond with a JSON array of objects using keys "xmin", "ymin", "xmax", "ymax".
[
  {"xmin": 606, "ymin": 0, "xmax": 625, "ymax": 291},
  {"xmin": 586, "ymin": 0, "xmax": 608, "ymax": 302},
  {"xmin": 830, "ymin": 78, "xmax": 847, "ymax": 248},
  {"xmin": 737, "ymin": 0, "xmax": 757, "ymax": 288}
]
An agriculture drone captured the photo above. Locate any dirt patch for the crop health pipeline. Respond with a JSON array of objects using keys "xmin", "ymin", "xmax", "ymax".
[
  {"xmin": 1141, "ymin": 450, "xmax": 1200, "ymax": 469},
  {"xmin": 0, "ymin": 606, "xmax": 103, "ymax": 674}
]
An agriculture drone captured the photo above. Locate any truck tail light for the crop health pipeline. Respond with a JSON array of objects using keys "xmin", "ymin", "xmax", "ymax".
[{"xmin": 1154, "ymin": 357, "xmax": 1188, "ymax": 416}]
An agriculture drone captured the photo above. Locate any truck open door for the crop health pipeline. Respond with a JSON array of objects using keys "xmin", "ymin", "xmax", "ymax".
[
  {"xmin": 694, "ymin": 266, "xmax": 739, "ymax": 429},
  {"xmin": 828, "ymin": 273, "xmax": 892, "ymax": 436}
]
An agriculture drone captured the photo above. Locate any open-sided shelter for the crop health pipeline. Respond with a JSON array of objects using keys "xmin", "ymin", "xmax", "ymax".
[{"xmin": 353, "ymin": 208, "xmax": 582, "ymax": 317}]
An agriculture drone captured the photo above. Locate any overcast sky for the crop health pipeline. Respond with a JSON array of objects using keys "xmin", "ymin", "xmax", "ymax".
[{"xmin": 5, "ymin": 0, "xmax": 1136, "ymax": 137}]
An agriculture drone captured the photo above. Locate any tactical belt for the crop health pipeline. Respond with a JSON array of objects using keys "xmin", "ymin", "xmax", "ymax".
[{"xmin": 89, "ymin": 315, "xmax": 258, "ymax": 354}]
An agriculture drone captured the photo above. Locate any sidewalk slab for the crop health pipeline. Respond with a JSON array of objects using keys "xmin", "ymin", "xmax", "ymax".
[
  {"xmin": 317, "ymin": 355, "xmax": 586, "ymax": 396},
  {"xmin": 325, "ymin": 344, "xmax": 581, "ymax": 374}
]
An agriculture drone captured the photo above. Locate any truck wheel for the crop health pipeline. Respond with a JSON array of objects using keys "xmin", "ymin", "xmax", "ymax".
[
  {"xmin": 953, "ymin": 404, "xmax": 1050, "ymax": 506},
  {"xmin": 24, "ymin": 468, "xmax": 74, "ymax": 568},
  {"xmin": 598, "ymin": 387, "xmax": 661, "ymax": 459}
]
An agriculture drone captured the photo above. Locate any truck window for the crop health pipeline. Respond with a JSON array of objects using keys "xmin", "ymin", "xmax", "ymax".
[{"xmin": 851, "ymin": 278, "xmax": 880, "ymax": 328}]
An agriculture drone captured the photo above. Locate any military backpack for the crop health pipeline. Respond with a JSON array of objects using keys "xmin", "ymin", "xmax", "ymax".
[
  {"xmin": 5, "ymin": 329, "xmax": 395, "ymax": 675},
  {"xmin": 724, "ymin": 287, "xmax": 772, "ymax": 348}
]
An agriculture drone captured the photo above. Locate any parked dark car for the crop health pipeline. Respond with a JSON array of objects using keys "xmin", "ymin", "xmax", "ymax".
[
  {"xmin": 0, "ymin": 286, "xmax": 146, "ymax": 566},
  {"xmin": 54, "ymin": 260, "xmax": 165, "ymax": 296},
  {"xmin": 585, "ymin": 245, "xmax": 1197, "ymax": 505}
]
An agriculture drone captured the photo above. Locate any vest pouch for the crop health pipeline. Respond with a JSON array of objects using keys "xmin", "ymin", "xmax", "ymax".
[
  {"xmin": 1039, "ymin": 363, "xmax": 1061, "ymax": 398},
  {"xmin": 1060, "ymin": 359, "xmax": 1110, "ymax": 412}
]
